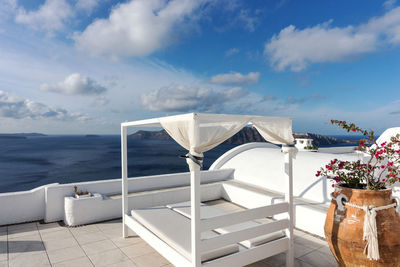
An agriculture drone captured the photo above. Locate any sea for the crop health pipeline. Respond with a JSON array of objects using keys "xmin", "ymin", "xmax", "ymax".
[
  {"xmin": 0, "ymin": 135, "xmax": 238, "ymax": 193},
  {"xmin": 0, "ymin": 134, "xmax": 365, "ymax": 193}
]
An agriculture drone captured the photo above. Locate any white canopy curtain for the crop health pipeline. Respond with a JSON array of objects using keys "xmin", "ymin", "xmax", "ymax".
[{"xmin": 159, "ymin": 113, "xmax": 294, "ymax": 170}]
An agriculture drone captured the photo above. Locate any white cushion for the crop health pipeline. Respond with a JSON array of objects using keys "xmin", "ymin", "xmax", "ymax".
[
  {"xmin": 169, "ymin": 201, "xmax": 285, "ymax": 248},
  {"xmin": 131, "ymin": 206, "xmax": 239, "ymax": 262}
]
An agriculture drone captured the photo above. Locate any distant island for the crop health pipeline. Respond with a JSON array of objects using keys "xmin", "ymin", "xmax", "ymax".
[
  {"xmin": 0, "ymin": 133, "xmax": 46, "ymax": 139},
  {"xmin": 129, "ymin": 128, "xmax": 360, "ymax": 146}
]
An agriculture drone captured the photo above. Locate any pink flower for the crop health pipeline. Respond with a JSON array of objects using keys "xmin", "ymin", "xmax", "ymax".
[
  {"xmin": 381, "ymin": 165, "xmax": 385, "ymax": 169},
  {"xmin": 330, "ymin": 159, "xmax": 336, "ymax": 165},
  {"xmin": 387, "ymin": 162, "xmax": 394, "ymax": 167},
  {"xmin": 382, "ymin": 179, "xmax": 386, "ymax": 182},
  {"xmin": 316, "ymin": 171, "xmax": 321, "ymax": 177},
  {"xmin": 381, "ymin": 142, "xmax": 387, "ymax": 147},
  {"xmin": 360, "ymin": 141, "xmax": 365, "ymax": 146}
]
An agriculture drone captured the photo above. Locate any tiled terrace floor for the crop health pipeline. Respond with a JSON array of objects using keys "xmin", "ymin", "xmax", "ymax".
[
  {"xmin": 0, "ymin": 200, "xmax": 337, "ymax": 267},
  {"xmin": 0, "ymin": 219, "xmax": 338, "ymax": 267}
]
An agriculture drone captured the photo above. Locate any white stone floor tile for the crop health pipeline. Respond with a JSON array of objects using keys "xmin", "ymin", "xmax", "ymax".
[
  {"xmin": 107, "ymin": 260, "xmax": 138, "ymax": 267},
  {"xmin": 88, "ymin": 248, "xmax": 129, "ymax": 267},
  {"xmin": 74, "ymin": 231, "xmax": 108, "ymax": 245},
  {"xmin": 40, "ymin": 229, "xmax": 73, "ymax": 242},
  {"xmin": 52, "ymin": 256, "xmax": 94, "ymax": 267},
  {"xmin": 132, "ymin": 251, "xmax": 169, "ymax": 267},
  {"xmin": 111, "ymin": 236, "xmax": 143, "ymax": 248},
  {"xmin": 8, "ymin": 238, "xmax": 45, "ymax": 259},
  {"xmin": 291, "ymin": 259, "xmax": 316, "ymax": 267},
  {"xmin": 0, "ymin": 238, "xmax": 7, "ymax": 262},
  {"xmin": 9, "ymin": 251, "xmax": 50, "ymax": 267},
  {"xmin": 120, "ymin": 242, "xmax": 154, "ymax": 259},
  {"xmin": 37, "ymin": 222, "xmax": 65, "ymax": 234},
  {"xmin": 0, "ymin": 260, "xmax": 7, "ymax": 267},
  {"xmin": 47, "ymin": 246, "xmax": 86, "ymax": 264},
  {"xmin": 294, "ymin": 243, "xmax": 316, "ymax": 258},
  {"xmin": 7, "ymin": 228, "xmax": 39, "ymax": 239},
  {"xmin": 299, "ymin": 249, "xmax": 338, "ymax": 267},
  {"xmin": 294, "ymin": 235, "xmax": 325, "ymax": 250},
  {"xmin": 81, "ymin": 239, "xmax": 118, "ymax": 256},
  {"xmin": 8, "ymin": 222, "xmax": 37, "ymax": 232},
  {"xmin": 245, "ymin": 261, "xmax": 270, "ymax": 266},
  {"xmin": 70, "ymin": 224, "xmax": 100, "ymax": 235},
  {"xmin": 261, "ymin": 252, "xmax": 286, "ymax": 266},
  {"xmin": 43, "ymin": 236, "xmax": 78, "ymax": 252},
  {"xmin": 101, "ymin": 228, "xmax": 122, "ymax": 239}
]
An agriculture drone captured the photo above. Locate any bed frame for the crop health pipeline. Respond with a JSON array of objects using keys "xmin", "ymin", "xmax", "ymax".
[{"xmin": 120, "ymin": 115, "xmax": 295, "ymax": 267}]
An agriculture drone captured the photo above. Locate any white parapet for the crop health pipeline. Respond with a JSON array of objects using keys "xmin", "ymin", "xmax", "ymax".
[{"xmin": 0, "ymin": 169, "xmax": 233, "ymax": 226}]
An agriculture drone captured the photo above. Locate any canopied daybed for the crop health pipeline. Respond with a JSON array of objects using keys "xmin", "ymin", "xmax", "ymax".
[{"xmin": 121, "ymin": 113, "xmax": 297, "ymax": 267}]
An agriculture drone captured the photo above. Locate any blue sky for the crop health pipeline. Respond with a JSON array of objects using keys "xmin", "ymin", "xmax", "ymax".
[{"xmin": 0, "ymin": 0, "xmax": 400, "ymax": 135}]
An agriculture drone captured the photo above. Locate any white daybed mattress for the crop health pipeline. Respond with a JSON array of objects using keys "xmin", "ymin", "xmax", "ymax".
[
  {"xmin": 131, "ymin": 206, "xmax": 239, "ymax": 262},
  {"xmin": 167, "ymin": 201, "xmax": 285, "ymax": 248}
]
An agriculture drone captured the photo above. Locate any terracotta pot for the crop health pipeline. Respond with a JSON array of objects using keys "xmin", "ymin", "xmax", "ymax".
[{"xmin": 325, "ymin": 186, "xmax": 400, "ymax": 267}]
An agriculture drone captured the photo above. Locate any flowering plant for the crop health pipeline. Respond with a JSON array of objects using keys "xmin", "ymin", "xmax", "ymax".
[{"xmin": 316, "ymin": 120, "xmax": 400, "ymax": 190}]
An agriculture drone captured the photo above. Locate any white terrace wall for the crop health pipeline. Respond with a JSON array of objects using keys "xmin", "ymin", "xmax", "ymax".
[
  {"xmin": 0, "ymin": 184, "xmax": 57, "ymax": 225},
  {"xmin": 210, "ymin": 143, "xmax": 360, "ymax": 204},
  {"xmin": 0, "ymin": 169, "xmax": 233, "ymax": 226}
]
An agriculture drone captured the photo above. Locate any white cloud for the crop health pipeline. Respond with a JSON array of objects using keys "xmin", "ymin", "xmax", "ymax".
[
  {"xmin": 15, "ymin": 0, "xmax": 73, "ymax": 32},
  {"xmin": 92, "ymin": 96, "xmax": 110, "ymax": 107},
  {"xmin": 40, "ymin": 73, "xmax": 107, "ymax": 95},
  {"xmin": 141, "ymin": 84, "xmax": 248, "ymax": 112},
  {"xmin": 75, "ymin": 0, "xmax": 203, "ymax": 58},
  {"xmin": 225, "ymin": 48, "xmax": 240, "ymax": 57},
  {"xmin": 208, "ymin": 71, "xmax": 260, "ymax": 86},
  {"xmin": 0, "ymin": 0, "xmax": 17, "ymax": 22},
  {"xmin": 237, "ymin": 9, "xmax": 259, "ymax": 32},
  {"xmin": 265, "ymin": 7, "xmax": 400, "ymax": 71},
  {"xmin": 0, "ymin": 90, "xmax": 88, "ymax": 121},
  {"xmin": 383, "ymin": 0, "xmax": 397, "ymax": 10},
  {"xmin": 76, "ymin": 0, "xmax": 98, "ymax": 12}
]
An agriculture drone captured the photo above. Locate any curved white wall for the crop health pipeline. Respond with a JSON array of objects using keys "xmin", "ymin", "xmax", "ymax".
[{"xmin": 211, "ymin": 143, "xmax": 361, "ymax": 204}]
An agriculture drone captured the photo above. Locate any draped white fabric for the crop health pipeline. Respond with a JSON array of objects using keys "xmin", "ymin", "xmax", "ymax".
[
  {"xmin": 251, "ymin": 117, "xmax": 294, "ymax": 145},
  {"xmin": 159, "ymin": 113, "xmax": 294, "ymax": 156},
  {"xmin": 160, "ymin": 114, "xmax": 251, "ymax": 171}
]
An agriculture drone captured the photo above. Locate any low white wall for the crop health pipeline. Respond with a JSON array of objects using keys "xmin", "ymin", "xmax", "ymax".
[
  {"xmin": 0, "ymin": 184, "xmax": 57, "ymax": 225},
  {"xmin": 0, "ymin": 169, "xmax": 233, "ymax": 226}
]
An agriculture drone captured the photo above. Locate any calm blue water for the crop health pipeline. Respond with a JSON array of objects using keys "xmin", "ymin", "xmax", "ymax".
[
  {"xmin": 0, "ymin": 136, "xmax": 236, "ymax": 193},
  {"xmin": 0, "ymin": 134, "xmax": 366, "ymax": 193}
]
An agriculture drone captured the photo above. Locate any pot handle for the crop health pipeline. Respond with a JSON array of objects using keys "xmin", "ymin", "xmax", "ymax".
[
  {"xmin": 392, "ymin": 196, "xmax": 400, "ymax": 214},
  {"xmin": 334, "ymin": 194, "xmax": 349, "ymax": 212}
]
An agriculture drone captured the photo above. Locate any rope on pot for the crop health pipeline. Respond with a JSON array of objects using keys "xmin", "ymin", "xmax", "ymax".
[
  {"xmin": 344, "ymin": 202, "xmax": 396, "ymax": 261},
  {"xmin": 335, "ymin": 194, "xmax": 397, "ymax": 261}
]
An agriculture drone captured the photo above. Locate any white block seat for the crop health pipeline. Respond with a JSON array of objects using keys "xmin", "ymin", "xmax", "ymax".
[
  {"xmin": 167, "ymin": 201, "xmax": 285, "ymax": 248},
  {"xmin": 131, "ymin": 206, "xmax": 239, "ymax": 262}
]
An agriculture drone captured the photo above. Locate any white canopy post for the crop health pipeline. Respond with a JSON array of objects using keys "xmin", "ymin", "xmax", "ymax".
[
  {"xmin": 189, "ymin": 114, "xmax": 202, "ymax": 267},
  {"xmin": 282, "ymin": 145, "xmax": 296, "ymax": 267},
  {"xmin": 121, "ymin": 125, "xmax": 129, "ymax": 238}
]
